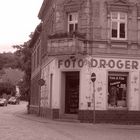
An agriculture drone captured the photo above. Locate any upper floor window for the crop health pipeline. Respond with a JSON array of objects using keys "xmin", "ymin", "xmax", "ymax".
[
  {"xmin": 111, "ymin": 12, "xmax": 127, "ymax": 40},
  {"xmin": 68, "ymin": 13, "xmax": 78, "ymax": 33}
]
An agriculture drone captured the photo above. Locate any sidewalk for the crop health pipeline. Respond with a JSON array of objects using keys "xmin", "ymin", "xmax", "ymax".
[
  {"xmin": 15, "ymin": 109, "xmax": 140, "ymax": 131},
  {"xmin": 15, "ymin": 111, "xmax": 56, "ymax": 124}
]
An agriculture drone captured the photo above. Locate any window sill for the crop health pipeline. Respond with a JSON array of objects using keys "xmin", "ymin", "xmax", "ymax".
[
  {"xmin": 109, "ymin": 39, "xmax": 128, "ymax": 49},
  {"xmin": 110, "ymin": 39, "xmax": 128, "ymax": 44},
  {"xmin": 108, "ymin": 106, "xmax": 127, "ymax": 110}
]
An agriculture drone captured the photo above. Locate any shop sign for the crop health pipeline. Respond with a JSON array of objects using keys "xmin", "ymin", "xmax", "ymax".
[
  {"xmin": 58, "ymin": 59, "xmax": 84, "ymax": 68},
  {"xmin": 58, "ymin": 58, "xmax": 139, "ymax": 70}
]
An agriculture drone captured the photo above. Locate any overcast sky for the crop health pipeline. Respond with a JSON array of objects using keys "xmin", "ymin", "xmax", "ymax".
[{"xmin": 0, "ymin": 0, "xmax": 43, "ymax": 53}]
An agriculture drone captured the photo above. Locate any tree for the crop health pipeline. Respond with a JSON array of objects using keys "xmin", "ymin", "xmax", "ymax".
[
  {"xmin": 13, "ymin": 41, "xmax": 31, "ymax": 100},
  {"xmin": 0, "ymin": 52, "xmax": 17, "ymax": 70},
  {"xmin": 0, "ymin": 82, "xmax": 16, "ymax": 97}
]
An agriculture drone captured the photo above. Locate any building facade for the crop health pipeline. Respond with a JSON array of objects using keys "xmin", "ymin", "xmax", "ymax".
[
  {"xmin": 29, "ymin": 23, "xmax": 42, "ymax": 115},
  {"xmin": 30, "ymin": 0, "xmax": 140, "ymax": 123}
]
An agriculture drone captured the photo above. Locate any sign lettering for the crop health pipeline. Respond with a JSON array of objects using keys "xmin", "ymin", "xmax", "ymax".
[{"xmin": 58, "ymin": 58, "xmax": 139, "ymax": 70}]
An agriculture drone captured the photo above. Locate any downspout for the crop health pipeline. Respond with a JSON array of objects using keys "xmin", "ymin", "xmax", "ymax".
[{"xmin": 38, "ymin": 35, "xmax": 42, "ymax": 116}]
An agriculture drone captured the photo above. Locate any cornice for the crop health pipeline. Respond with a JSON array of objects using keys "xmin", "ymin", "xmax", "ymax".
[
  {"xmin": 29, "ymin": 23, "xmax": 42, "ymax": 48},
  {"xmin": 63, "ymin": 0, "xmax": 85, "ymax": 12},
  {"xmin": 106, "ymin": 0, "xmax": 134, "ymax": 14},
  {"xmin": 38, "ymin": 0, "xmax": 48, "ymax": 20},
  {"xmin": 38, "ymin": 0, "xmax": 53, "ymax": 20}
]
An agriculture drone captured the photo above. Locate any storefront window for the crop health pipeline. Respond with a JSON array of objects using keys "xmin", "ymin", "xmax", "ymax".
[{"xmin": 108, "ymin": 72, "xmax": 128, "ymax": 109}]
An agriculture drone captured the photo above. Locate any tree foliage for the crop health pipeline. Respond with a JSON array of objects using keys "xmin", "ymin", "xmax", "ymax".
[
  {"xmin": 0, "ymin": 52, "xmax": 18, "ymax": 70},
  {"xmin": 13, "ymin": 42, "xmax": 31, "ymax": 100},
  {"xmin": 0, "ymin": 82, "xmax": 16, "ymax": 97},
  {"xmin": 0, "ymin": 52, "xmax": 23, "ymax": 98},
  {"xmin": 0, "ymin": 42, "xmax": 31, "ymax": 100}
]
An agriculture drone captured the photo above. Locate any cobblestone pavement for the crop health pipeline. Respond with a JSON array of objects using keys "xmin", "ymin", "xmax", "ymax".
[{"xmin": 1, "ymin": 101, "xmax": 140, "ymax": 140}]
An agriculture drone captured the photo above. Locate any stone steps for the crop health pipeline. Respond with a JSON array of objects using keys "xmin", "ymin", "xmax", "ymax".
[{"xmin": 55, "ymin": 118, "xmax": 80, "ymax": 123}]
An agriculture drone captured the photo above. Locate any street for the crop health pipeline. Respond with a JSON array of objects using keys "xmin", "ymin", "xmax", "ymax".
[{"xmin": 1, "ymin": 102, "xmax": 140, "ymax": 140}]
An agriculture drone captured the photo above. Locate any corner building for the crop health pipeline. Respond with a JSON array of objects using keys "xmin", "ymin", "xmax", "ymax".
[{"xmin": 30, "ymin": 0, "xmax": 140, "ymax": 123}]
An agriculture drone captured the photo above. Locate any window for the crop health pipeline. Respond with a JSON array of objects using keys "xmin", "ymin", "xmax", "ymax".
[
  {"xmin": 111, "ymin": 12, "xmax": 127, "ymax": 40},
  {"xmin": 68, "ymin": 13, "xmax": 78, "ymax": 33},
  {"xmin": 108, "ymin": 72, "xmax": 128, "ymax": 109}
]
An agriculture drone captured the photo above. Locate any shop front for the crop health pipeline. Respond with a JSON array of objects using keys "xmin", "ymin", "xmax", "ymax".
[
  {"xmin": 57, "ymin": 56, "xmax": 140, "ymax": 123},
  {"xmin": 40, "ymin": 56, "xmax": 140, "ymax": 123}
]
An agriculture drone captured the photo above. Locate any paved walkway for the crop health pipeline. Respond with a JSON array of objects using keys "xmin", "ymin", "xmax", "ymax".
[{"xmin": 16, "ymin": 105, "xmax": 140, "ymax": 131}]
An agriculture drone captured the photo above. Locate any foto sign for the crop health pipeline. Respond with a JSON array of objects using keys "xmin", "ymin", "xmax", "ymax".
[{"xmin": 91, "ymin": 73, "xmax": 96, "ymax": 83}]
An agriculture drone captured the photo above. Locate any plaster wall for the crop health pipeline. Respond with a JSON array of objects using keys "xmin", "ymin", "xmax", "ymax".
[{"xmin": 40, "ymin": 55, "xmax": 140, "ymax": 112}]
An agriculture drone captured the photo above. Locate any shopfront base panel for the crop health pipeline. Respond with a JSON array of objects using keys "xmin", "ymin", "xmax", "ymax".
[
  {"xmin": 29, "ymin": 106, "xmax": 59, "ymax": 119},
  {"xmin": 29, "ymin": 107, "xmax": 140, "ymax": 124},
  {"xmin": 78, "ymin": 110, "xmax": 140, "ymax": 124},
  {"xmin": 39, "ymin": 108, "xmax": 59, "ymax": 119},
  {"xmin": 29, "ymin": 105, "xmax": 39, "ymax": 115}
]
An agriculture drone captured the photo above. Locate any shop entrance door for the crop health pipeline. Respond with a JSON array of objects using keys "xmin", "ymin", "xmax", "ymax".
[{"xmin": 65, "ymin": 72, "xmax": 79, "ymax": 114}]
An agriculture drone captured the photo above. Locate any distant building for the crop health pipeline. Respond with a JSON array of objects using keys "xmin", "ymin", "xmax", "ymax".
[{"xmin": 30, "ymin": 0, "xmax": 140, "ymax": 123}]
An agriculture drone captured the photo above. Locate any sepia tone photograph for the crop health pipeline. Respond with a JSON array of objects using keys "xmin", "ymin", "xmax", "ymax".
[{"xmin": 0, "ymin": 0, "xmax": 140, "ymax": 139}]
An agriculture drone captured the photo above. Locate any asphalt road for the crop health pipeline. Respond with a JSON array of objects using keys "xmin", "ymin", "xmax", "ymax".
[{"xmin": 1, "ymin": 101, "xmax": 140, "ymax": 140}]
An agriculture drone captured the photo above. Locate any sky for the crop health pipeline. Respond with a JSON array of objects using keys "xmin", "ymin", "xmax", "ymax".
[{"xmin": 0, "ymin": 0, "xmax": 43, "ymax": 53}]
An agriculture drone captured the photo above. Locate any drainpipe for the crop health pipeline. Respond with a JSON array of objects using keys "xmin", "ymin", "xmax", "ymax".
[
  {"xmin": 38, "ymin": 77, "xmax": 41, "ymax": 116},
  {"xmin": 38, "ymin": 38, "xmax": 42, "ymax": 116}
]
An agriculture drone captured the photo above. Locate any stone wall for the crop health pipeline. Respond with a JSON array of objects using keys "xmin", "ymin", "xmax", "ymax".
[{"xmin": 40, "ymin": 0, "xmax": 140, "ymax": 57}]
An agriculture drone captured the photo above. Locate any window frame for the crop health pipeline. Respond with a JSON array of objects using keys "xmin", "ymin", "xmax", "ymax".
[
  {"xmin": 111, "ymin": 12, "xmax": 127, "ymax": 40},
  {"xmin": 67, "ymin": 12, "xmax": 78, "ymax": 33}
]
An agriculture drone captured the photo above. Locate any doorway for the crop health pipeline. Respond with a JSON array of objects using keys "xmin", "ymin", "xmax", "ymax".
[{"xmin": 65, "ymin": 71, "xmax": 79, "ymax": 114}]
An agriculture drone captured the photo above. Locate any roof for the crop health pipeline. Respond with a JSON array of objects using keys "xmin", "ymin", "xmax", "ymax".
[
  {"xmin": 29, "ymin": 23, "xmax": 42, "ymax": 48},
  {"xmin": 38, "ymin": 0, "xmax": 48, "ymax": 20}
]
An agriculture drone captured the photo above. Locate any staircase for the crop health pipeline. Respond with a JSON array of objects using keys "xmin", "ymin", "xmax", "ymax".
[{"xmin": 55, "ymin": 114, "xmax": 80, "ymax": 123}]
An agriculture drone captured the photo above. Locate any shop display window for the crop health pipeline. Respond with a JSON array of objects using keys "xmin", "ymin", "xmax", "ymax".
[{"xmin": 108, "ymin": 72, "xmax": 128, "ymax": 109}]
